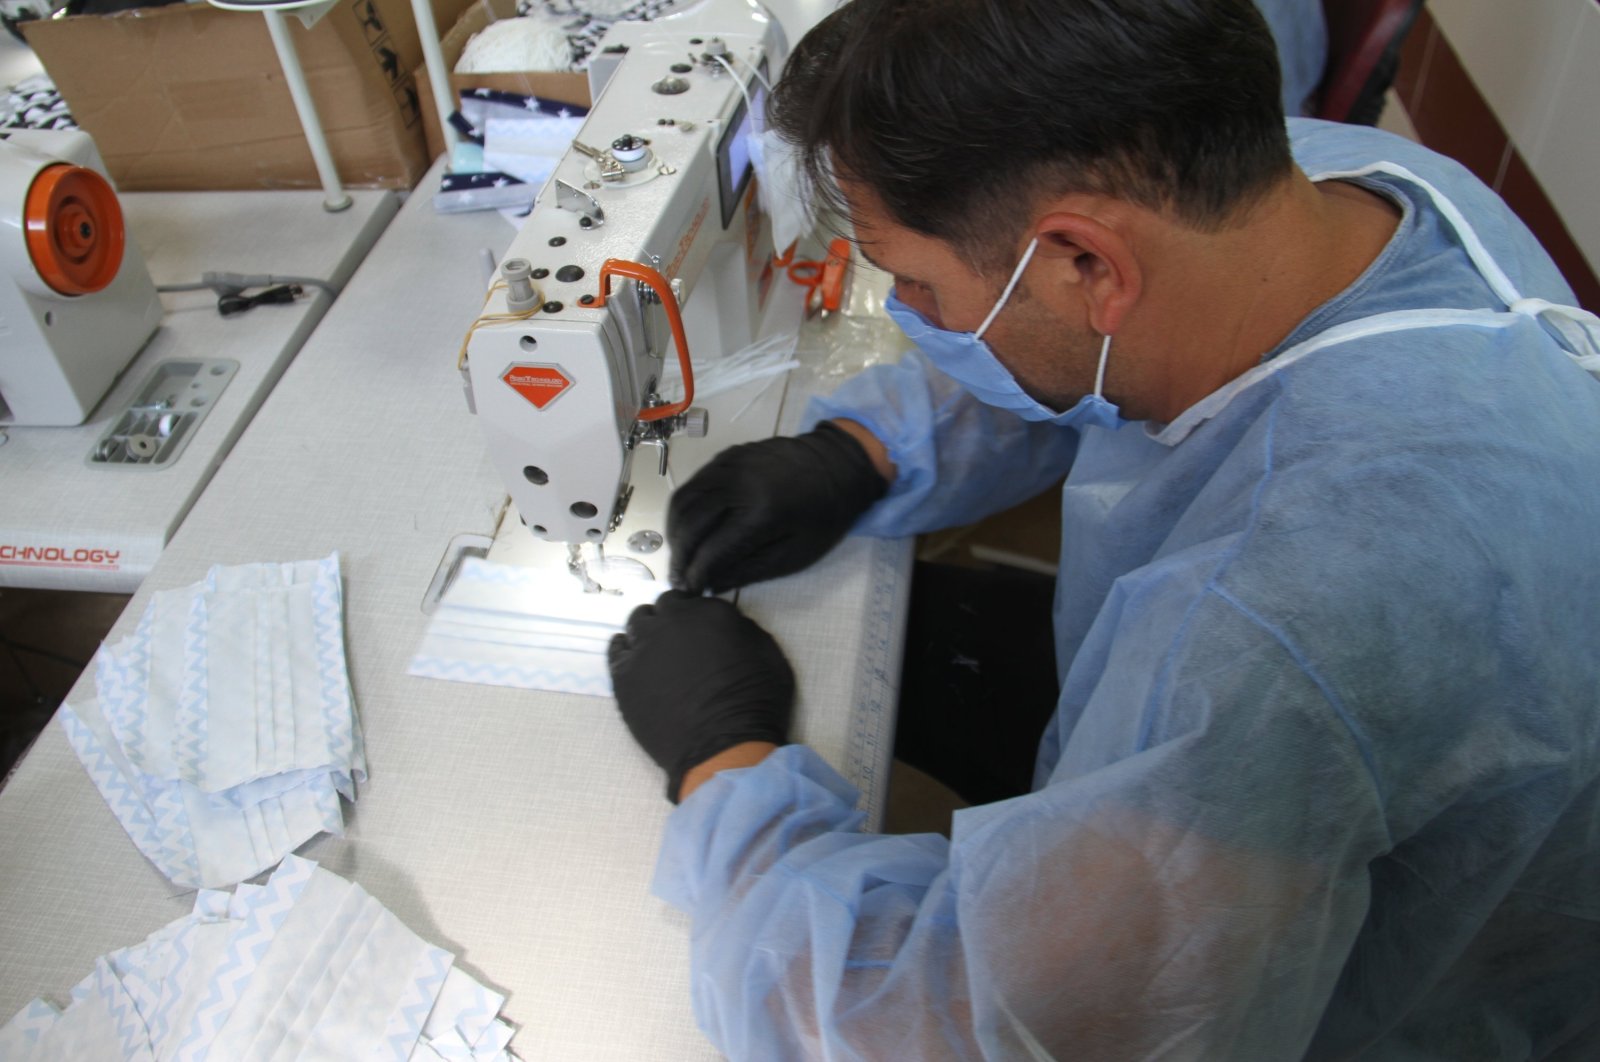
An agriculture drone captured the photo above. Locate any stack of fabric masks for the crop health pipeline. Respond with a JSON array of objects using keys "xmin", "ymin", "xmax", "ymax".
[
  {"xmin": 0, "ymin": 856, "xmax": 522, "ymax": 1060},
  {"xmin": 59, "ymin": 554, "xmax": 366, "ymax": 889}
]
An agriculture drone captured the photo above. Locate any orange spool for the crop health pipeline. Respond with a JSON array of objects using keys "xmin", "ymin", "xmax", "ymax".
[{"xmin": 24, "ymin": 163, "xmax": 125, "ymax": 296}]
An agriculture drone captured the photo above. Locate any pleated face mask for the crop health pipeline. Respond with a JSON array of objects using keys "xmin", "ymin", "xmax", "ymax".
[
  {"xmin": 2, "ymin": 856, "xmax": 525, "ymax": 1060},
  {"xmin": 884, "ymin": 237, "xmax": 1130, "ymax": 431},
  {"xmin": 59, "ymin": 553, "xmax": 365, "ymax": 890}
]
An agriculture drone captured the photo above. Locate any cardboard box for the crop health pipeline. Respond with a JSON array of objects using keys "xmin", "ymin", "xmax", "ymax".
[
  {"xmin": 414, "ymin": 0, "xmax": 590, "ymax": 162},
  {"xmin": 23, "ymin": 0, "xmax": 476, "ymax": 191}
]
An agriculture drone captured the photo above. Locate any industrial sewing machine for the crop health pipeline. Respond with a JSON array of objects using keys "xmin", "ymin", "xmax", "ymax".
[
  {"xmin": 460, "ymin": 0, "xmax": 808, "ymax": 597},
  {"xmin": 0, "ymin": 129, "xmax": 162, "ymax": 426}
]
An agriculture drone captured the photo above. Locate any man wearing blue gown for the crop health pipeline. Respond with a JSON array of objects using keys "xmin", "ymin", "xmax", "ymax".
[{"xmin": 605, "ymin": 0, "xmax": 1600, "ymax": 1056}]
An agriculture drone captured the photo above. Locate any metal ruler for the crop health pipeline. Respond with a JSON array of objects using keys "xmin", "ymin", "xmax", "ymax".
[{"xmin": 843, "ymin": 534, "xmax": 914, "ymax": 831}]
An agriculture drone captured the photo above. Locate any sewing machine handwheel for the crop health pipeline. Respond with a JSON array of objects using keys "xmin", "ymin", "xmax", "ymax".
[{"xmin": 24, "ymin": 163, "xmax": 125, "ymax": 296}]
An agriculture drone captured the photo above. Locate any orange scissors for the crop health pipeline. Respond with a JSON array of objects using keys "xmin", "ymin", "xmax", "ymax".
[{"xmin": 781, "ymin": 237, "xmax": 851, "ymax": 316}]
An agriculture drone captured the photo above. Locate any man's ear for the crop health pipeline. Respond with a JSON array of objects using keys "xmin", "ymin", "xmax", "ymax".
[{"xmin": 1031, "ymin": 212, "xmax": 1142, "ymax": 336}]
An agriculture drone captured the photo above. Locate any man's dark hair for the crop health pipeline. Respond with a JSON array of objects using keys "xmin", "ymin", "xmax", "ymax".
[{"xmin": 770, "ymin": 0, "xmax": 1294, "ymax": 270}]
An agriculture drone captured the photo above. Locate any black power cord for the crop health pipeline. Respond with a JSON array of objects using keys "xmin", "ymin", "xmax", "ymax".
[
  {"xmin": 157, "ymin": 271, "xmax": 335, "ymax": 318},
  {"xmin": 218, "ymin": 283, "xmax": 303, "ymax": 317}
]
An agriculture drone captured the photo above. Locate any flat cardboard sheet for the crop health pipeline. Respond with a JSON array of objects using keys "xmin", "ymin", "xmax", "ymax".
[{"xmin": 24, "ymin": 0, "xmax": 476, "ymax": 191}]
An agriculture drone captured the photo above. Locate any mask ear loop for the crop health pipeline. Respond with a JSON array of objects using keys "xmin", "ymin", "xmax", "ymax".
[
  {"xmin": 975, "ymin": 238, "xmax": 1039, "ymax": 339},
  {"xmin": 1093, "ymin": 334, "xmax": 1112, "ymax": 398}
]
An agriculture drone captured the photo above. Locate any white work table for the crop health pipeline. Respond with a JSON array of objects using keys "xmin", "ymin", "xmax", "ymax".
[
  {"xmin": 0, "ymin": 159, "xmax": 910, "ymax": 1058},
  {"xmin": 0, "ymin": 188, "xmax": 396, "ymax": 591}
]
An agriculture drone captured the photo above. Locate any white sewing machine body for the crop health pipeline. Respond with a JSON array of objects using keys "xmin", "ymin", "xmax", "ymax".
[
  {"xmin": 465, "ymin": 0, "xmax": 791, "ymax": 565},
  {"xmin": 0, "ymin": 129, "xmax": 162, "ymax": 426}
]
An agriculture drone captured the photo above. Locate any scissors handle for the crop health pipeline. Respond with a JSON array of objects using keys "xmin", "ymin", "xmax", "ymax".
[{"xmin": 783, "ymin": 238, "xmax": 852, "ymax": 314}]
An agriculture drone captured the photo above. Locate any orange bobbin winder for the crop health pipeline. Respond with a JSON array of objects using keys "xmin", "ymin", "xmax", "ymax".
[{"xmin": 24, "ymin": 163, "xmax": 126, "ymax": 296}]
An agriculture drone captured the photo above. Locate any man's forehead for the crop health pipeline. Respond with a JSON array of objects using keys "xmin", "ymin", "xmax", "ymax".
[
  {"xmin": 838, "ymin": 191, "xmax": 933, "ymax": 275},
  {"xmin": 834, "ymin": 177, "xmax": 992, "ymax": 283},
  {"xmin": 836, "ymin": 178, "xmax": 911, "ymax": 244},
  {"xmin": 837, "ymin": 186, "xmax": 890, "ymax": 243},
  {"xmin": 850, "ymin": 235, "xmax": 892, "ymax": 272},
  {"xmin": 850, "ymin": 233, "xmax": 930, "ymax": 286},
  {"xmin": 850, "ymin": 223, "xmax": 977, "ymax": 287}
]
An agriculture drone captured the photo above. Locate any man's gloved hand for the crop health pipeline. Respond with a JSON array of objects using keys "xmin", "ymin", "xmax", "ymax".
[
  {"xmin": 608, "ymin": 590, "xmax": 795, "ymax": 803},
  {"xmin": 668, "ymin": 421, "xmax": 889, "ymax": 593}
]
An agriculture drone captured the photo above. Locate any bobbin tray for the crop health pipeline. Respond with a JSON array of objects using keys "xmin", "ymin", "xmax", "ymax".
[{"xmin": 86, "ymin": 358, "xmax": 238, "ymax": 469}]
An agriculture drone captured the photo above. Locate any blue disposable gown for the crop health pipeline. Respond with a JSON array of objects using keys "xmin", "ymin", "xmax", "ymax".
[
  {"xmin": 1256, "ymin": 0, "xmax": 1329, "ymax": 115},
  {"xmin": 653, "ymin": 120, "xmax": 1600, "ymax": 1059}
]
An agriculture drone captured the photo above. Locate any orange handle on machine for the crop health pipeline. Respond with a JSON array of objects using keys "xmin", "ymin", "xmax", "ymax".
[{"xmin": 591, "ymin": 258, "xmax": 695, "ymax": 423}]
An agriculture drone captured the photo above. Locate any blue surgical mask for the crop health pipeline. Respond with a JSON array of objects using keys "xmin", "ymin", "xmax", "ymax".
[{"xmin": 883, "ymin": 238, "xmax": 1128, "ymax": 431}]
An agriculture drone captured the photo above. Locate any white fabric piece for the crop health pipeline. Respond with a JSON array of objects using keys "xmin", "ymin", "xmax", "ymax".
[
  {"xmin": 298, "ymin": 908, "xmax": 437, "ymax": 1060},
  {"xmin": 0, "ymin": 999, "xmax": 61, "ymax": 1056},
  {"xmin": 408, "ymin": 557, "xmax": 657, "ymax": 696},
  {"xmin": 59, "ymin": 553, "xmax": 364, "ymax": 889},
  {"xmin": 482, "ymin": 115, "xmax": 585, "ymax": 188},
  {"xmin": 157, "ymin": 917, "xmax": 241, "ymax": 1058},
  {"xmin": 262, "ymin": 890, "xmax": 386, "ymax": 1061},
  {"xmin": 204, "ymin": 861, "xmax": 347, "ymax": 1059},
  {"xmin": 197, "ymin": 581, "xmax": 333, "ymax": 791},
  {"xmin": 198, "ymin": 589, "xmax": 262, "ymax": 791},
  {"xmin": 28, "ymin": 963, "xmax": 139, "ymax": 1061},
  {"xmin": 0, "ymin": 858, "xmax": 524, "ymax": 1061},
  {"xmin": 422, "ymin": 966, "xmax": 506, "ymax": 1046}
]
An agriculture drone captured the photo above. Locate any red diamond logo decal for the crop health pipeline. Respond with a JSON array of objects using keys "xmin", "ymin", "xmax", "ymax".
[{"xmin": 501, "ymin": 363, "xmax": 573, "ymax": 410}]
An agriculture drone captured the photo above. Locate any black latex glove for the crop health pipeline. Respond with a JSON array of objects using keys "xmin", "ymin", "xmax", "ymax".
[
  {"xmin": 668, "ymin": 421, "xmax": 889, "ymax": 593},
  {"xmin": 608, "ymin": 590, "xmax": 795, "ymax": 803}
]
